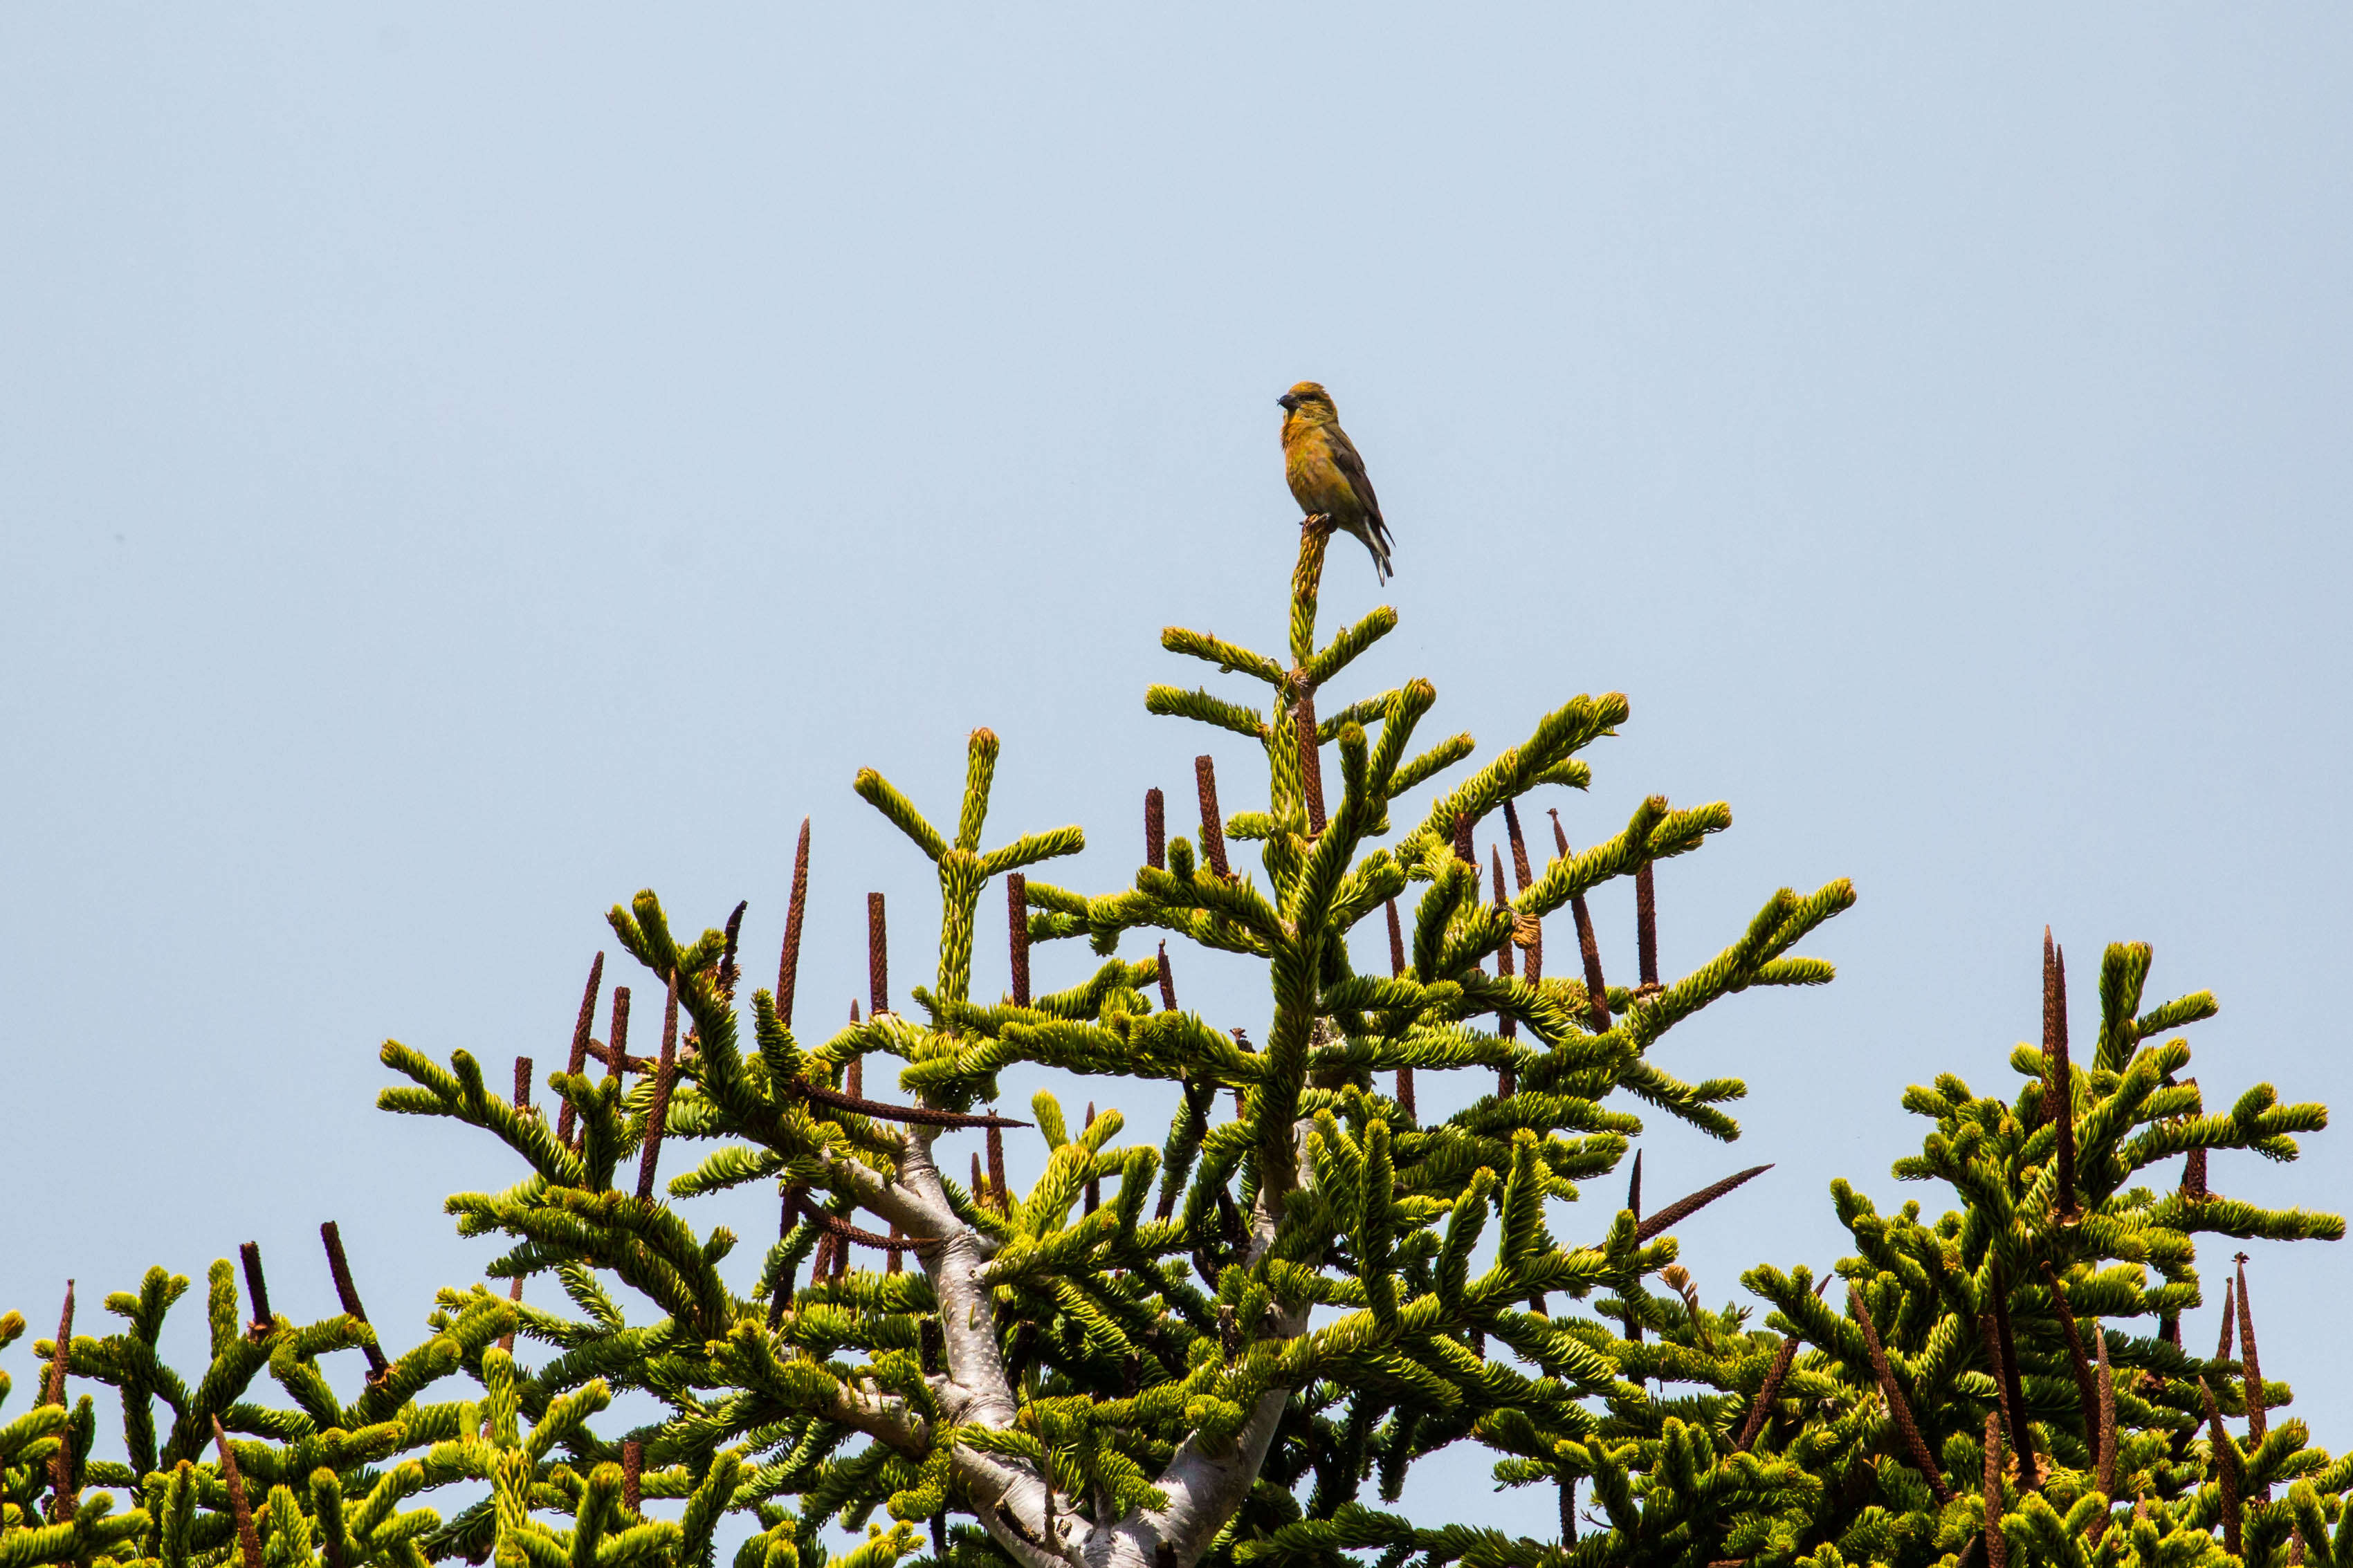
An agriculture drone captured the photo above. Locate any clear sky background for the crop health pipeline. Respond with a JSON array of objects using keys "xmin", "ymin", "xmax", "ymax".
[{"xmin": 5, "ymin": 4, "xmax": 2350, "ymax": 1547}]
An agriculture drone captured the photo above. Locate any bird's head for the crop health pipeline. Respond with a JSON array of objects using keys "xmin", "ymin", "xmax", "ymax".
[{"xmin": 1277, "ymin": 381, "xmax": 1336, "ymax": 421}]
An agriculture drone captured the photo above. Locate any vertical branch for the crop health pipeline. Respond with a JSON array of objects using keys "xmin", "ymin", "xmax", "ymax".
[
  {"xmin": 1386, "ymin": 899, "xmax": 1413, "ymax": 1123},
  {"xmin": 2037, "ymin": 1264, "xmax": 2098, "ymax": 1456},
  {"xmin": 2094, "ymin": 1332, "xmax": 2117, "ymax": 1511},
  {"xmin": 2046, "ymin": 933, "xmax": 2077, "ymax": 1218},
  {"xmin": 1503, "ymin": 800, "xmax": 1541, "ymax": 987},
  {"xmin": 1635, "ymin": 860, "xmax": 1658, "ymax": 993},
  {"xmin": 502, "ymin": 1064, "xmax": 532, "ymax": 1352},
  {"xmin": 623, "ymin": 1439, "xmax": 643, "ymax": 1516},
  {"xmin": 44, "ymin": 1282, "xmax": 74, "ymax": 1522},
  {"xmin": 778, "ymin": 817, "xmax": 812, "ymax": 1030},
  {"xmin": 869, "ymin": 892, "xmax": 890, "ymax": 1017},
  {"xmin": 1985, "ymin": 1266, "xmax": 2034, "ymax": 1480},
  {"xmin": 1008, "ymin": 873, "xmax": 1032, "ymax": 1008},
  {"xmin": 989, "ymin": 1122, "xmax": 1009, "ymax": 1216},
  {"xmin": 1490, "ymin": 847, "xmax": 1517, "ymax": 1099},
  {"xmin": 769, "ymin": 1186, "xmax": 803, "ymax": 1327},
  {"xmin": 1451, "ymin": 812, "xmax": 1474, "ymax": 869},
  {"xmin": 1490, "ymin": 849, "xmax": 1517, "ymax": 1041},
  {"xmin": 2201, "ymin": 1380, "xmax": 2242, "ymax": 1557},
  {"xmin": 1734, "ymin": 1331, "xmax": 1800, "ymax": 1452},
  {"xmin": 1982, "ymin": 1413, "xmax": 2008, "ymax": 1568},
  {"xmin": 1851, "ymin": 1284, "xmax": 1954, "ymax": 1503},
  {"xmin": 212, "ymin": 1416, "xmax": 264, "ymax": 1568},
  {"xmin": 720, "ymin": 899, "xmax": 748, "ymax": 997},
  {"xmin": 1623, "ymin": 1153, "xmax": 1642, "ymax": 1345},
  {"xmin": 320, "ymin": 1224, "xmax": 390, "ymax": 1380},
  {"xmin": 605, "ymin": 988, "xmax": 634, "ymax": 1085},
  {"xmin": 1548, "ymin": 810, "xmax": 1612, "ymax": 1033},
  {"xmin": 635, "ymin": 975, "xmax": 680, "ymax": 1203},
  {"xmin": 2236, "ymin": 1255, "xmax": 2267, "ymax": 1446},
  {"xmin": 1571, "ymin": 894, "xmax": 1611, "ymax": 1035},
  {"xmin": 1085, "ymin": 1100, "xmax": 1101, "ymax": 1215},
  {"xmin": 1296, "ymin": 687, "xmax": 1326, "ymax": 836},
  {"xmin": 1195, "ymin": 756, "xmax": 1231, "ymax": 880},
  {"xmin": 1157, "ymin": 942, "xmax": 1178, "ymax": 1012},
  {"xmin": 239, "ymin": 1244, "xmax": 273, "ymax": 1339},
  {"xmin": 1146, "ymin": 788, "xmax": 1166, "ymax": 870},
  {"xmin": 556, "ymin": 952, "xmax": 604, "ymax": 1150}
]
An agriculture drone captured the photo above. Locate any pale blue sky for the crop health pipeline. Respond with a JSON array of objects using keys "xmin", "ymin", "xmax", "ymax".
[{"xmin": 5, "ymin": 5, "xmax": 2350, "ymax": 1540}]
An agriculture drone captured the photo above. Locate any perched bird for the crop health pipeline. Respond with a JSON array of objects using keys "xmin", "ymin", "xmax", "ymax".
[{"xmin": 1279, "ymin": 381, "xmax": 1393, "ymax": 582}]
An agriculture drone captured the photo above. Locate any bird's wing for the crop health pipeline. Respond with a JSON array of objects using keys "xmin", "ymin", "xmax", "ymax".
[{"xmin": 1328, "ymin": 426, "xmax": 1385, "ymax": 526}]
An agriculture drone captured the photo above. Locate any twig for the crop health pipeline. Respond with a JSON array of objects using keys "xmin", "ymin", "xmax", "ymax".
[
  {"xmin": 239, "ymin": 1243, "xmax": 273, "ymax": 1339},
  {"xmin": 502, "ymin": 1067, "xmax": 533, "ymax": 1352},
  {"xmin": 2045, "ymin": 931, "xmax": 2077, "ymax": 1218},
  {"xmin": 2094, "ymin": 1332, "xmax": 2117, "ymax": 1524},
  {"xmin": 1634, "ymin": 1164, "xmax": 1773, "ymax": 1242},
  {"xmin": 2037, "ymin": 1262, "xmax": 2099, "ymax": 1459},
  {"xmin": 1734, "ymin": 1333, "xmax": 1800, "ymax": 1452},
  {"xmin": 988, "ymin": 1122, "xmax": 1009, "ymax": 1216},
  {"xmin": 1570, "ymin": 892, "xmax": 1610, "ymax": 1035},
  {"xmin": 606, "ymin": 987, "xmax": 633, "ymax": 1082},
  {"xmin": 212, "ymin": 1416, "xmax": 265, "ymax": 1568},
  {"xmin": 2200, "ymin": 1379, "xmax": 2242, "ymax": 1557},
  {"xmin": 2236, "ymin": 1254, "xmax": 2267, "ymax": 1446},
  {"xmin": 583, "ymin": 1038, "xmax": 658, "ymax": 1074},
  {"xmin": 1296, "ymin": 688, "xmax": 1325, "ymax": 836},
  {"xmin": 1983, "ymin": 1412, "xmax": 2008, "ymax": 1568},
  {"xmin": 1490, "ymin": 847, "xmax": 1517, "ymax": 1053},
  {"xmin": 769, "ymin": 1184, "xmax": 803, "ymax": 1327},
  {"xmin": 1157, "ymin": 941, "xmax": 1178, "ymax": 1012},
  {"xmin": 778, "ymin": 817, "xmax": 812, "ymax": 1030},
  {"xmin": 1851, "ymin": 1285, "xmax": 1954, "ymax": 1504},
  {"xmin": 869, "ymin": 892, "xmax": 889, "ymax": 1017},
  {"xmin": 44, "ymin": 1282, "xmax": 74, "ymax": 1522},
  {"xmin": 1146, "ymin": 788, "xmax": 1166, "ymax": 869},
  {"xmin": 1084, "ymin": 1101, "xmax": 1101, "ymax": 1215},
  {"xmin": 786, "ymin": 1078, "xmax": 1031, "ymax": 1129},
  {"xmin": 557, "ymin": 952, "xmax": 604, "ymax": 1149},
  {"xmin": 634, "ymin": 974, "xmax": 680, "ymax": 1202},
  {"xmin": 1009, "ymin": 872, "xmax": 1031, "ymax": 1008},
  {"xmin": 1503, "ymin": 799, "xmax": 1541, "ymax": 986},
  {"xmin": 720, "ymin": 899, "xmax": 747, "ymax": 997},
  {"xmin": 1386, "ymin": 898, "xmax": 1413, "ymax": 1121},
  {"xmin": 1195, "ymin": 755, "xmax": 1230, "ymax": 879},
  {"xmin": 623, "ymin": 1439, "xmax": 643, "ymax": 1515},
  {"xmin": 1986, "ymin": 1266, "xmax": 2034, "ymax": 1480},
  {"xmin": 320, "ymin": 1224, "xmax": 390, "ymax": 1378},
  {"xmin": 1636, "ymin": 860, "xmax": 1658, "ymax": 990},
  {"xmin": 1624, "ymin": 1153, "xmax": 1643, "ymax": 1344}
]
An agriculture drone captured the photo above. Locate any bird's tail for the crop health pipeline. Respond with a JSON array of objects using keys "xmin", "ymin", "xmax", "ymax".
[{"xmin": 1368, "ymin": 517, "xmax": 1394, "ymax": 583}]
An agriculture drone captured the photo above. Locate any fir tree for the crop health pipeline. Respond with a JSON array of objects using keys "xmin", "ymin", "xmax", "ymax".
[{"xmin": 7, "ymin": 522, "xmax": 2344, "ymax": 1568}]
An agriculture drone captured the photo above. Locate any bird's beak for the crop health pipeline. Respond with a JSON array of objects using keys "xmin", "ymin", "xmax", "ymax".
[{"xmin": 1276, "ymin": 394, "xmax": 1299, "ymax": 412}]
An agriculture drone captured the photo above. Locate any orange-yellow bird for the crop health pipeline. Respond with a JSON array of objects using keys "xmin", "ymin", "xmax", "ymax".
[{"xmin": 1279, "ymin": 382, "xmax": 1393, "ymax": 582}]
